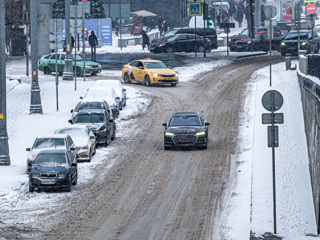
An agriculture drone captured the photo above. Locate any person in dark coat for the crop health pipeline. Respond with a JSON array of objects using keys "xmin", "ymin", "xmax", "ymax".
[
  {"xmin": 158, "ymin": 16, "xmax": 163, "ymax": 35},
  {"xmin": 141, "ymin": 30, "xmax": 150, "ymax": 50},
  {"xmin": 89, "ymin": 31, "xmax": 98, "ymax": 61},
  {"xmin": 64, "ymin": 36, "xmax": 75, "ymax": 52},
  {"xmin": 114, "ymin": 17, "xmax": 120, "ymax": 36},
  {"xmin": 162, "ymin": 20, "xmax": 168, "ymax": 34}
]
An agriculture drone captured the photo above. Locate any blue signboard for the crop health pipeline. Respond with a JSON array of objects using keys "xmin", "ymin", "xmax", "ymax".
[{"xmin": 62, "ymin": 18, "xmax": 112, "ymax": 46}]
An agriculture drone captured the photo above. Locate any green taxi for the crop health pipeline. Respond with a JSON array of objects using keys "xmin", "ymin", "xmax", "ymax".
[{"xmin": 38, "ymin": 52, "xmax": 102, "ymax": 77}]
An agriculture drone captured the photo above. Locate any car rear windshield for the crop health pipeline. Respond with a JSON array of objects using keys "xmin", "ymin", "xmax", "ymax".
[
  {"xmin": 34, "ymin": 154, "xmax": 68, "ymax": 166},
  {"xmin": 55, "ymin": 128, "xmax": 87, "ymax": 139},
  {"xmin": 33, "ymin": 138, "xmax": 66, "ymax": 149},
  {"xmin": 75, "ymin": 102, "xmax": 104, "ymax": 111},
  {"xmin": 74, "ymin": 113, "xmax": 106, "ymax": 123},
  {"xmin": 285, "ymin": 32, "xmax": 308, "ymax": 40},
  {"xmin": 144, "ymin": 62, "xmax": 168, "ymax": 69},
  {"xmin": 169, "ymin": 116, "xmax": 201, "ymax": 126}
]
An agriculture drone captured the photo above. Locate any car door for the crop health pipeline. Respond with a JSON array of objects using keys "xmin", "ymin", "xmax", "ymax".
[
  {"xmin": 104, "ymin": 112, "xmax": 114, "ymax": 140},
  {"xmin": 174, "ymin": 34, "xmax": 188, "ymax": 52},
  {"xmin": 128, "ymin": 61, "xmax": 140, "ymax": 81},
  {"xmin": 86, "ymin": 127, "xmax": 96, "ymax": 153},
  {"xmin": 67, "ymin": 151, "xmax": 77, "ymax": 182},
  {"xmin": 67, "ymin": 136, "xmax": 77, "ymax": 156},
  {"xmin": 47, "ymin": 54, "xmax": 59, "ymax": 72}
]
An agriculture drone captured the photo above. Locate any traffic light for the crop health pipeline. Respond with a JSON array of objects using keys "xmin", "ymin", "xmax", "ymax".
[
  {"xmin": 203, "ymin": 3, "xmax": 209, "ymax": 20},
  {"xmin": 207, "ymin": 18, "xmax": 213, "ymax": 28}
]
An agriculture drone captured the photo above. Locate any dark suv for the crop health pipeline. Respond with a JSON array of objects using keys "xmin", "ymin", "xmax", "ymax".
[
  {"xmin": 153, "ymin": 27, "xmax": 218, "ymax": 50},
  {"xmin": 150, "ymin": 34, "xmax": 211, "ymax": 53},
  {"xmin": 279, "ymin": 29, "xmax": 320, "ymax": 56},
  {"xmin": 69, "ymin": 109, "xmax": 116, "ymax": 147}
]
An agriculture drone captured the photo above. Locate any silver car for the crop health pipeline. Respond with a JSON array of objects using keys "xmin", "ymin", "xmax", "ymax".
[
  {"xmin": 54, "ymin": 125, "xmax": 96, "ymax": 162},
  {"xmin": 26, "ymin": 134, "xmax": 76, "ymax": 173}
]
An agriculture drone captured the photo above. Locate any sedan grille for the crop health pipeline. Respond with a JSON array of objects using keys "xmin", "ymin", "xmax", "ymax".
[
  {"xmin": 40, "ymin": 173, "xmax": 57, "ymax": 178},
  {"xmin": 173, "ymin": 134, "xmax": 197, "ymax": 145},
  {"xmin": 159, "ymin": 74, "xmax": 175, "ymax": 78}
]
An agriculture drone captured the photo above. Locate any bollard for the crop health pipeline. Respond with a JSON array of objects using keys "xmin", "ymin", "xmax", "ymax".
[
  {"xmin": 285, "ymin": 57, "xmax": 291, "ymax": 70},
  {"xmin": 298, "ymin": 50, "xmax": 307, "ymax": 56}
]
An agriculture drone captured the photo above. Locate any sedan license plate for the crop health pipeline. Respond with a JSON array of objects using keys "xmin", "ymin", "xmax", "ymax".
[
  {"xmin": 166, "ymin": 77, "xmax": 172, "ymax": 80},
  {"xmin": 41, "ymin": 179, "xmax": 55, "ymax": 185},
  {"xmin": 237, "ymin": 46, "xmax": 242, "ymax": 48},
  {"xmin": 179, "ymin": 137, "xmax": 191, "ymax": 143}
]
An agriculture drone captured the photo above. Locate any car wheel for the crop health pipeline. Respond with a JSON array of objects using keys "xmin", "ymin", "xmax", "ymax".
[
  {"xmin": 29, "ymin": 183, "xmax": 34, "ymax": 193},
  {"xmin": 201, "ymin": 143, "xmax": 208, "ymax": 150},
  {"xmin": 124, "ymin": 73, "xmax": 131, "ymax": 83},
  {"xmin": 111, "ymin": 130, "xmax": 116, "ymax": 141},
  {"xmin": 43, "ymin": 67, "xmax": 51, "ymax": 75},
  {"xmin": 145, "ymin": 75, "xmax": 151, "ymax": 86},
  {"xmin": 76, "ymin": 67, "xmax": 82, "ymax": 77},
  {"xmin": 166, "ymin": 46, "xmax": 174, "ymax": 53},
  {"xmin": 66, "ymin": 176, "xmax": 72, "ymax": 192},
  {"xmin": 198, "ymin": 46, "xmax": 205, "ymax": 53},
  {"xmin": 280, "ymin": 51, "xmax": 286, "ymax": 56},
  {"xmin": 164, "ymin": 145, "xmax": 171, "ymax": 150},
  {"xmin": 171, "ymin": 83, "xmax": 177, "ymax": 87}
]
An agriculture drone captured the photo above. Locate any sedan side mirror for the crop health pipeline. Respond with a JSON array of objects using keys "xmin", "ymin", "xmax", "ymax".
[
  {"xmin": 109, "ymin": 118, "xmax": 114, "ymax": 122},
  {"xmin": 80, "ymin": 96, "xmax": 83, "ymax": 100},
  {"xmin": 70, "ymin": 147, "xmax": 76, "ymax": 151},
  {"xmin": 68, "ymin": 119, "xmax": 73, "ymax": 124},
  {"xmin": 205, "ymin": 122, "xmax": 210, "ymax": 126},
  {"xmin": 162, "ymin": 123, "xmax": 167, "ymax": 126},
  {"xmin": 71, "ymin": 163, "xmax": 77, "ymax": 167},
  {"xmin": 26, "ymin": 148, "xmax": 31, "ymax": 151},
  {"xmin": 90, "ymin": 135, "xmax": 95, "ymax": 139},
  {"xmin": 116, "ymin": 97, "xmax": 120, "ymax": 100},
  {"xmin": 122, "ymin": 89, "xmax": 126, "ymax": 92},
  {"xmin": 70, "ymin": 109, "xmax": 73, "ymax": 113}
]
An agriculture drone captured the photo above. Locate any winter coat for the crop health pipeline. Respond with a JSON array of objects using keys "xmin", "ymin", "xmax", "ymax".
[{"xmin": 89, "ymin": 32, "xmax": 98, "ymax": 46}]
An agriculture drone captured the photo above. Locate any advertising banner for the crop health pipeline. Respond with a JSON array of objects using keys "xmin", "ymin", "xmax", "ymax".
[{"xmin": 282, "ymin": 3, "xmax": 292, "ymax": 20}]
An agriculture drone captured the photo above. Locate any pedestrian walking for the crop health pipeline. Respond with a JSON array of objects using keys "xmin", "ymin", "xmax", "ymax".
[
  {"xmin": 114, "ymin": 17, "xmax": 120, "ymax": 36},
  {"xmin": 89, "ymin": 31, "xmax": 98, "ymax": 61},
  {"xmin": 141, "ymin": 30, "xmax": 150, "ymax": 50},
  {"xmin": 162, "ymin": 20, "xmax": 168, "ymax": 34},
  {"xmin": 236, "ymin": 5, "xmax": 244, "ymax": 28},
  {"xmin": 158, "ymin": 16, "xmax": 163, "ymax": 35}
]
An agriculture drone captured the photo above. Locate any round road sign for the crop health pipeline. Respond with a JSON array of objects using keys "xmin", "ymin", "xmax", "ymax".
[
  {"xmin": 262, "ymin": 90, "xmax": 284, "ymax": 112},
  {"xmin": 306, "ymin": 4, "xmax": 316, "ymax": 14},
  {"xmin": 264, "ymin": 6, "xmax": 277, "ymax": 19}
]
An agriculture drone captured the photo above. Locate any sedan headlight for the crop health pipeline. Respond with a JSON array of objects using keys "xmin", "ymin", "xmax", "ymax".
[
  {"xmin": 196, "ymin": 131, "xmax": 206, "ymax": 137},
  {"xmin": 159, "ymin": 44, "xmax": 166, "ymax": 47},
  {"xmin": 98, "ymin": 65, "xmax": 101, "ymax": 68},
  {"xmin": 31, "ymin": 174, "xmax": 40, "ymax": 178},
  {"xmin": 280, "ymin": 42, "xmax": 286, "ymax": 46},
  {"xmin": 301, "ymin": 42, "xmax": 307, "ymax": 46},
  {"xmin": 175, "ymin": 73, "xmax": 179, "ymax": 77},
  {"xmin": 85, "ymin": 66, "xmax": 92, "ymax": 69},
  {"xmin": 152, "ymin": 73, "xmax": 159, "ymax": 77},
  {"xmin": 165, "ymin": 132, "xmax": 175, "ymax": 137},
  {"xmin": 57, "ymin": 174, "xmax": 67, "ymax": 178},
  {"xmin": 247, "ymin": 41, "xmax": 251, "ymax": 44}
]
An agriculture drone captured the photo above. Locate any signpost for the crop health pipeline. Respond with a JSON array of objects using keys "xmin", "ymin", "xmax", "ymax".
[
  {"xmin": 219, "ymin": 23, "xmax": 235, "ymax": 56},
  {"xmin": 261, "ymin": 90, "xmax": 284, "ymax": 234},
  {"xmin": 189, "ymin": 2, "xmax": 201, "ymax": 57}
]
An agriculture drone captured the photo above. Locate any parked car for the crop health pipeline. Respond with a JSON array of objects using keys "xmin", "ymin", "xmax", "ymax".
[
  {"xmin": 279, "ymin": 29, "xmax": 320, "ymax": 56},
  {"xmin": 69, "ymin": 109, "xmax": 116, "ymax": 146},
  {"xmin": 235, "ymin": 31, "xmax": 283, "ymax": 52},
  {"xmin": 150, "ymin": 34, "xmax": 211, "ymax": 53},
  {"xmin": 38, "ymin": 52, "xmax": 102, "ymax": 76},
  {"xmin": 71, "ymin": 99, "xmax": 114, "ymax": 120},
  {"xmin": 83, "ymin": 86, "xmax": 120, "ymax": 118},
  {"xmin": 26, "ymin": 134, "xmax": 77, "ymax": 173},
  {"xmin": 229, "ymin": 26, "xmax": 283, "ymax": 51},
  {"xmin": 154, "ymin": 27, "xmax": 218, "ymax": 50},
  {"xmin": 314, "ymin": 25, "xmax": 320, "ymax": 37},
  {"xmin": 95, "ymin": 80, "xmax": 127, "ymax": 110},
  {"xmin": 162, "ymin": 112, "xmax": 210, "ymax": 150},
  {"xmin": 54, "ymin": 125, "xmax": 96, "ymax": 162},
  {"xmin": 28, "ymin": 149, "xmax": 78, "ymax": 192},
  {"xmin": 122, "ymin": 58, "xmax": 179, "ymax": 87}
]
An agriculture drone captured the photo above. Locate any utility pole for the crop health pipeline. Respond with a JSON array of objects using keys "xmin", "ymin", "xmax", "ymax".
[
  {"xmin": 63, "ymin": 0, "xmax": 74, "ymax": 81},
  {"xmin": 0, "ymin": 0, "xmax": 10, "ymax": 165},
  {"xmin": 30, "ymin": 0, "xmax": 43, "ymax": 114}
]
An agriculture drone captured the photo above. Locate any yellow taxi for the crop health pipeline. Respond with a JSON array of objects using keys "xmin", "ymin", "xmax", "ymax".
[{"xmin": 122, "ymin": 59, "xmax": 179, "ymax": 87}]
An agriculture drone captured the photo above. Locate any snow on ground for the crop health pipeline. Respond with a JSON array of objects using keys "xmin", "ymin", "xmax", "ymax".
[{"xmin": 1, "ymin": 22, "xmax": 319, "ymax": 239}]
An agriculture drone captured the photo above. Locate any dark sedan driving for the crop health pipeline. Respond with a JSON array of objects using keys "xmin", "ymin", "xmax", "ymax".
[{"xmin": 162, "ymin": 112, "xmax": 210, "ymax": 150}]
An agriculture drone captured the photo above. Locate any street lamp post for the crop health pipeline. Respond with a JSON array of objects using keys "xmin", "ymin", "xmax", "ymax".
[
  {"xmin": 0, "ymin": 0, "xmax": 10, "ymax": 165},
  {"xmin": 63, "ymin": 0, "xmax": 74, "ymax": 81},
  {"xmin": 30, "ymin": 0, "xmax": 43, "ymax": 114}
]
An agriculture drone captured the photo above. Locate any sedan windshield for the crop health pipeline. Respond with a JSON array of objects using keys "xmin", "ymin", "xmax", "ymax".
[
  {"xmin": 34, "ymin": 154, "xmax": 68, "ymax": 166},
  {"xmin": 55, "ymin": 128, "xmax": 87, "ymax": 139},
  {"xmin": 144, "ymin": 62, "xmax": 168, "ymax": 69},
  {"xmin": 74, "ymin": 114, "xmax": 106, "ymax": 123},
  {"xmin": 75, "ymin": 102, "xmax": 104, "ymax": 111},
  {"xmin": 285, "ymin": 32, "xmax": 308, "ymax": 40},
  {"xmin": 167, "ymin": 35, "xmax": 179, "ymax": 42},
  {"xmin": 169, "ymin": 116, "xmax": 201, "ymax": 126},
  {"xmin": 33, "ymin": 138, "xmax": 66, "ymax": 149}
]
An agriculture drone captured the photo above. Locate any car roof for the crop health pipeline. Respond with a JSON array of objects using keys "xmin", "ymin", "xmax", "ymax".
[
  {"xmin": 171, "ymin": 112, "xmax": 201, "ymax": 117},
  {"xmin": 77, "ymin": 99, "xmax": 107, "ymax": 104},
  {"xmin": 55, "ymin": 124, "xmax": 88, "ymax": 130},
  {"xmin": 133, "ymin": 59, "xmax": 162, "ymax": 63},
  {"xmin": 38, "ymin": 149, "xmax": 69, "ymax": 154},
  {"xmin": 36, "ymin": 134, "xmax": 69, "ymax": 139}
]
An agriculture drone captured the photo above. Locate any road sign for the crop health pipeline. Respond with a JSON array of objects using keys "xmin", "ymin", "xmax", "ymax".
[
  {"xmin": 306, "ymin": 3, "xmax": 317, "ymax": 14},
  {"xmin": 189, "ymin": 3, "xmax": 202, "ymax": 16},
  {"xmin": 262, "ymin": 113, "xmax": 284, "ymax": 124},
  {"xmin": 262, "ymin": 90, "xmax": 284, "ymax": 112},
  {"xmin": 219, "ymin": 23, "xmax": 235, "ymax": 28},
  {"xmin": 264, "ymin": 6, "xmax": 277, "ymax": 19},
  {"xmin": 268, "ymin": 126, "xmax": 279, "ymax": 147}
]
